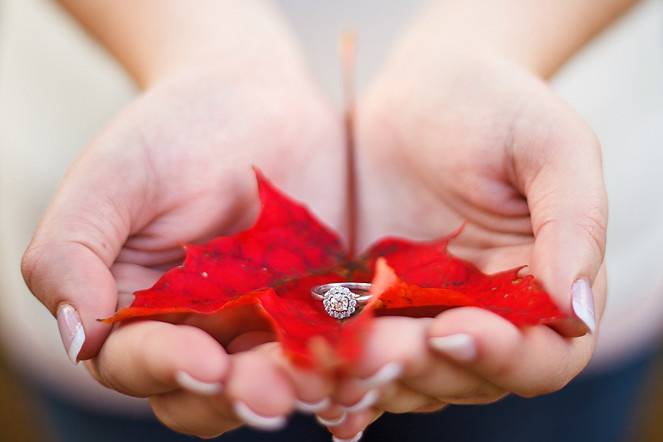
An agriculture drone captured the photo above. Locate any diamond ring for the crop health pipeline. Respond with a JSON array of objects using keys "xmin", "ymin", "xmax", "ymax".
[{"xmin": 311, "ymin": 282, "xmax": 372, "ymax": 320}]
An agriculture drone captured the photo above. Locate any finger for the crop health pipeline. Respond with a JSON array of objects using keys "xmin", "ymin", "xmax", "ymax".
[
  {"xmin": 89, "ymin": 321, "xmax": 228, "ymax": 397},
  {"xmin": 327, "ymin": 408, "xmax": 382, "ymax": 442},
  {"xmin": 21, "ymin": 151, "xmax": 142, "ymax": 361},
  {"xmin": 111, "ymin": 262, "xmax": 163, "ymax": 296},
  {"xmin": 331, "ymin": 317, "xmax": 425, "ymax": 411},
  {"xmin": 111, "ymin": 262, "xmax": 163, "ymax": 309},
  {"xmin": 428, "ymin": 307, "xmax": 595, "ymax": 397},
  {"xmin": 375, "ymin": 382, "xmax": 436, "ymax": 413},
  {"xmin": 152, "ymin": 345, "xmax": 300, "ymax": 434},
  {"xmin": 412, "ymin": 401, "xmax": 448, "ymax": 413},
  {"xmin": 399, "ymin": 364, "xmax": 506, "ymax": 406},
  {"xmin": 248, "ymin": 341, "xmax": 334, "ymax": 414},
  {"xmin": 334, "ymin": 317, "xmax": 503, "ymax": 409},
  {"xmin": 23, "ymin": 243, "xmax": 118, "ymax": 363},
  {"xmin": 518, "ymin": 124, "xmax": 608, "ymax": 336},
  {"xmin": 224, "ymin": 347, "xmax": 296, "ymax": 431},
  {"xmin": 316, "ymin": 404, "xmax": 348, "ymax": 428},
  {"xmin": 150, "ymin": 390, "xmax": 242, "ymax": 439},
  {"xmin": 226, "ymin": 331, "xmax": 277, "ymax": 353},
  {"xmin": 333, "ymin": 316, "xmax": 498, "ymax": 410}
]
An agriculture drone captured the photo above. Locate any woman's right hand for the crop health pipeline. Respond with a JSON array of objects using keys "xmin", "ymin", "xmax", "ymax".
[{"xmin": 21, "ymin": 2, "xmax": 342, "ymax": 436}]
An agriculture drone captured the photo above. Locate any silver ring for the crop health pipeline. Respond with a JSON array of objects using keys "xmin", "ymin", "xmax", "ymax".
[{"xmin": 311, "ymin": 282, "xmax": 372, "ymax": 319}]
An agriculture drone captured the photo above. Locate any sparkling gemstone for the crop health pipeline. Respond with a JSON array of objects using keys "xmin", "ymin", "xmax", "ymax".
[{"xmin": 322, "ymin": 286, "xmax": 357, "ymax": 319}]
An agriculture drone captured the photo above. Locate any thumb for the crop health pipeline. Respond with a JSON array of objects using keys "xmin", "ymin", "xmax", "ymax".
[
  {"xmin": 524, "ymin": 134, "xmax": 608, "ymax": 337},
  {"xmin": 21, "ymin": 156, "xmax": 134, "ymax": 362}
]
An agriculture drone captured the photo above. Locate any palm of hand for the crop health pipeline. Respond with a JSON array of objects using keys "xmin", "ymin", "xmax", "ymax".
[
  {"xmin": 358, "ymin": 56, "xmax": 602, "ymax": 284},
  {"xmin": 98, "ymin": 69, "xmax": 346, "ymax": 344},
  {"xmin": 319, "ymin": 57, "xmax": 607, "ymax": 429}
]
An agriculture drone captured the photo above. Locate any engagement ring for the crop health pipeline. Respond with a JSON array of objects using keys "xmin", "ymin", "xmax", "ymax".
[{"xmin": 311, "ymin": 282, "xmax": 372, "ymax": 319}]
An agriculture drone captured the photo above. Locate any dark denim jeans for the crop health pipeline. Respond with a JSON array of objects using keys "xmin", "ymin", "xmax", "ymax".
[{"xmin": 35, "ymin": 350, "xmax": 657, "ymax": 442}]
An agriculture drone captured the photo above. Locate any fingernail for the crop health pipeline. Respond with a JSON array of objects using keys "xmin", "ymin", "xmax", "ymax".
[
  {"xmin": 572, "ymin": 279, "xmax": 596, "ymax": 334},
  {"xmin": 294, "ymin": 397, "xmax": 331, "ymax": 414},
  {"xmin": 333, "ymin": 431, "xmax": 364, "ymax": 442},
  {"xmin": 56, "ymin": 303, "xmax": 85, "ymax": 364},
  {"xmin": 429, "ymin": 333, "xmax": 476, "ymax": 362},
  {"xmin": 175, "ymin": 371, "xmax": 222, "ymax": 396},
  {"xmin": 233, "ymin": 401, "xmax": 286, "ymax": 431},
  {"xmin": 316, "ymin": 412, "xmax": 347, "ymax": 427},
  {"xmin": 358, "ymin": 362, "xmax": 403, "ymax": 389},
  {"xmin": 341, "ymin": 389, "xmax": 379, "ymax": 413}
]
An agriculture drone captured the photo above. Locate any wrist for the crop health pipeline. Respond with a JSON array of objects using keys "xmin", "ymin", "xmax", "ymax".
[
  {"xmin": 394, "ymin": 0, "xmax": 637, "ymax": 79},
  {"xmin": 137, "ymin": 15, "xmax": 309, "ymax": 90},
  {"xmin": 390, "ymin": 5, "xmax": 550, "ymax": 78},
  {"xmin": 140, "ymin": 37, "xmax": 310, "ymax": 91},
  {"xmin": 59, "ymin": 0, "xmax": 308, "ymax": 89}
]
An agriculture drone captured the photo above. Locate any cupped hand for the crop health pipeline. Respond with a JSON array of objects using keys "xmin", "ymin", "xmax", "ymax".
[
  {"xmin": 321, "ymin": 46, "xmax": 608, "ymax": 439},
  {"xmin": 21, "ymin": 62, "xmax": 342, "ymax": 437}
]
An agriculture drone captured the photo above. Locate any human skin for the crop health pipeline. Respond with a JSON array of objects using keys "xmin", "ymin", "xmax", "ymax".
[
  {"xmin": 322, "ymin": 52, "xmax": 610, "ymax": 439},
  {"xmin": 22, "ymin": 0, "xmax": 345, "ymax": 437},
  {"xmin": 320, "ymin": 0, "xmax": 635, "ymax": 439},
  {"xmin": 22, "ymin": 0, "xmax": 636, "ymax": 440}
]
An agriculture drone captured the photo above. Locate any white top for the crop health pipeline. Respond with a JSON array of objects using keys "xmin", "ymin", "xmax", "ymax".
[{"xmin": 0, "ymin": 0, "xmax": 661, "ymax": 413}]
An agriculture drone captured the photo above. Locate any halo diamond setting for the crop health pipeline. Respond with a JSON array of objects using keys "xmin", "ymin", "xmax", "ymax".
[{"xmin": 322, "ymin": 286, "xmax": 358, "ymax": 320}]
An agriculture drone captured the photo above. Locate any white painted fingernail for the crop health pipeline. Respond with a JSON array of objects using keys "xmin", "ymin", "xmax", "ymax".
[
  {"xmin": 316, "ymin": 412, "xmax": 346, "ymax": 427},
  {"xmin": 294, "ymin": 397, "xmax": 331, "ymax": 414},
  {"xmin": 233, "ymin": 401, "xmax": 286, "ymax": 431},
  {"xmin": 341, "ymin": 389, "xmax": 379, "ymax": 413},
  {"xmin": 333, "ymin": 431, "xmax": 364, "ymax": 442},
  {"xmin": 572, "ymin": 279, "xmax": 596, "ymax": 334},
  {"xmin": 56, "ymin": 303, "xmax": 85, "ymax": 364},
  {"xmin": 175, "ymin": 371, "xmax": 222, "ymax": 396},
  {"xmin": 358, "ymin": 362, "xmax": 403, "ymax": 389},
  {"xmin": 429, "ymin": 333, "xmax": 476, "ymax": 362}
]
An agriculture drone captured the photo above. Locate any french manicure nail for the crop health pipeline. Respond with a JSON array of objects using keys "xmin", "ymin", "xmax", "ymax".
[
  {"xmin": 333, "ymin": 431, "xmax": 364, "ymax": 442},
  {"xmin": 572, "ymin": 279, "xmax": 596, "ymax": 334},
  {"xmin": 294, "ymin": 397, "xmax": 331, "ymax": 414},
  {"xmin": 233, "ymin": 401, "xmax": 286, "ymax": 431},
  {"xmin": 316, "ymin": 412, "xmax": 347, "ymax": 427},
  {"xmin": 175, "ymin": 371, "xmax": 222, "ymax": 396},
  {"xmin": 341, "ymin": 389, "xmax": 379, "ymax": 413},
  {"xmin": 429, "ymin": 333, "xmax": 476, "ymax": 362},
  {"xmin": 56, "ymin": 303, "xmax": 85, "ymax": 364},
  {"xmin": 358, "ymin": 362, "xmax": 403, "ymax": 389}
]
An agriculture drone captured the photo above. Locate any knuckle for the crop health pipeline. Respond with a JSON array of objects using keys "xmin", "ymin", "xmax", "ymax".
[
  {"xmin": 93, "ymin": 348, "xmax": 134, "ymax": 395},
  {"xmin": 443, "ymin": 389, "xmax": 508, "ymax": 405},
  {"xmin": 149, "ymin": 396, "xmax": 230, "ymax": 439},
  {"xmin": 379, "ymin": 396, "xmax": 429, "ymax": 414},
  {"xmin": 150, "ymin": 396, "xmax": 184, "ymax": 434},
  {"xmin": 379, "ymin": 402, "xmax": 413, "ymax": 414},
  {"xmin": 94, "ymin": 324, "xmax": 166, "ymax": 396},
  {"xmin": 135, "ymin": 324, "xmax": 174, "ymax": 374},
  {"xmin": 487, "ymin": 353, "xmax": 521, "ymax": 381},
  {"xmin": 476, "ymin": 390, "xmax": 509, "ymax": 405},
  {"xmin": 452, "ymin": 382, "xmax": 507, "ymax": 405},
  {"xmin": 515, "ymin": 365, "xmax": 572, "ymax": 398},
  {"xmin": 517, "ymin": 376, "xmax": 570, "ymax": 398},
  {"xmin": 499, "ymin": 346, "xmax": 579, "ymax": 398},
  {"xmin": 413, "ymin": 401, "xmax": 448, "ymax": 413},
  {"xmin": 21, "ymin": 243, "xmax": 45, "ymax": 294},
  {"xmin": 83, "ymin": 359, "xmax": 112, "ymax": 390},
  {"xmin": 94, "ymin": 362, "xmax": 125, "ymax": 395},
  {"xmin": 439, "ymin": 379, "xmax": 487, "ymax": 403},
  {"xmin": 577, "ymin": 207, "xmax": 608, "ymax": 258}
]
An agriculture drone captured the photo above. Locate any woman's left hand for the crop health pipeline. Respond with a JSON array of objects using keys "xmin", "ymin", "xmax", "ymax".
[{"xmin": 318, "ymin": 27, "xmax": 608, "ymax": 441}]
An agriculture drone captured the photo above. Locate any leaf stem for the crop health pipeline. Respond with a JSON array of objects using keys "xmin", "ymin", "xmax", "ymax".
[{"xmin": 340, "ymin": 31, "xmax": 358, "ymax": 258}]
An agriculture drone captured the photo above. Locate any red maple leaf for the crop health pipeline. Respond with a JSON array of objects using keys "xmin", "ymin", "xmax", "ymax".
[{"xmin": 106, "ymin": 169, "xmax": 567, "ymax": 369}]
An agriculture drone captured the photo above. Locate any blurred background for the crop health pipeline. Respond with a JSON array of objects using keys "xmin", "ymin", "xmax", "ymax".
[{"xmin": 1, "ymin": 0, "xmax": 662, "ymax": 440}]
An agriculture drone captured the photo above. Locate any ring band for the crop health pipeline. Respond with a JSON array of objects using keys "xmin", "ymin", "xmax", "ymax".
[{"xmin": 311, "ymin": 282, "xmax": 372, "ymax": 319}]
